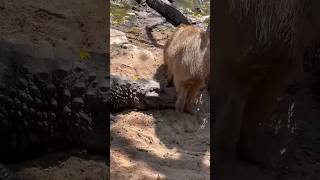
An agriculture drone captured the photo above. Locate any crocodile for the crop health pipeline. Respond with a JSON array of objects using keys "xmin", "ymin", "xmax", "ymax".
[
  {"xmin": 0, "ymin": 39, "xmax": 176, "ymax": 179},
  {"xmin": 0, "ymin": 39, "xmax": 109, "ymax": 179}
]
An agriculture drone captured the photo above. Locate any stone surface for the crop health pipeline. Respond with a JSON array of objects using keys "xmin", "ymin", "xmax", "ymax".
[{"xmin": 110, "ymin": 28, "xmax": 129, "ymax": 45}]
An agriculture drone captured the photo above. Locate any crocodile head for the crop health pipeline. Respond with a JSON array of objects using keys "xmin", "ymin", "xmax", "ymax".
[{"xmin": 128, "ymin": 78, "xmax": 176, "ymax": 110}]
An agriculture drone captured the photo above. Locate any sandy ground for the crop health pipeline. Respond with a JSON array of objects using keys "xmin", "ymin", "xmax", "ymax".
[
  {"xmin": 111, "ymin": 110, "xmax": 210, "ymax": 180},
  {"xmin": 7, "ymin": 150, "xmax": 108, "ymax": 180},
  {"xmin": 0, "ymin": 0, "xmax": 107, "ymax": 55},
  {"xmin": 110, "ymin": 5, "xmax": 210, "ymax": 179},
  {"xmin": 0, "ymin": 0, "xmax": 108, "ymax": 179}
]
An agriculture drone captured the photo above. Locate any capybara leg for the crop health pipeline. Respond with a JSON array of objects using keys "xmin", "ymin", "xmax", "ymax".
[
  {"xmin": 175, "ymin": 87, "xmax": 188, "ymax": 113},
  {"xmin": 166, "ymin": 73, "xmax": 174, "ymax": 87},
  {"xmin": 184, "ymin": 81, "xmax": 202, "ymax": 113},
  {"xmin": 184, "ymin": 88, "xmax": 198, "ymax": 113}
]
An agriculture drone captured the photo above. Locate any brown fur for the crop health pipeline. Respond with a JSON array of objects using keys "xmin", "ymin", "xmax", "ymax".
[
  {"xmin": 163, "ymin": 24, "xmax": 210, "ymax": 113},
  {"xmin": 212, "ymin": 0, "xmax": 320, "ymax": 179}
]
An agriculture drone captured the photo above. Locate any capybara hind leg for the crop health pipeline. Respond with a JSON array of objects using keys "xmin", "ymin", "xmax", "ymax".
[
  {"xmin": 175, "ymin": 88, "xmax": 188, "ymax": 113},
  {"xmin": 166, "ymin": 73, "xmax": 174, "ymax": 87},
  {"xmin": 184, "ymin": 89, "xmax": 197, "ymax": 113},
  {"xmin": 184, "ymin": 82, "xmax": 202, "ymax": 113}
]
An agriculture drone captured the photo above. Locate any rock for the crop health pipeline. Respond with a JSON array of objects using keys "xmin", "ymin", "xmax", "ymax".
[{"xmin": 110, "ymin": 29, "xmax": 129, "ymax": 45}]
